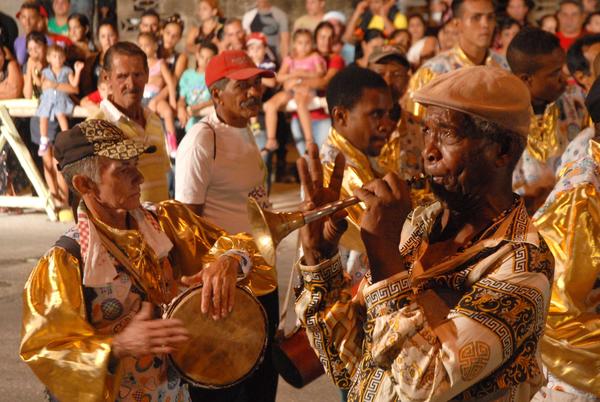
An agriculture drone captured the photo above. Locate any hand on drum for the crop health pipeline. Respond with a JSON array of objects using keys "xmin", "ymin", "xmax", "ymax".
[
  {"xmin": 180, "ymin": 255, "xmax": 239, "ymax": 320},
  {"xmin": 353, "ymin": 173, "xmax": 412, "ymax": 282},
  {"xmin": 112, "ymin": 302, "xmax": 190, "ymax": 358},
  {"xmin": 297, "ymin": 142, "xmax": 348, "ymax": 266}
]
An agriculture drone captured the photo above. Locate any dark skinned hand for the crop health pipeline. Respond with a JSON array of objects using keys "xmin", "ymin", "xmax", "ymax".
[
  {"xmin": 298, "ymin": 143, "xmax": 348, "ymax": 265},
  {"xmin": 354, "ymin": 172, "xmax": 412, "ymax": 282}
]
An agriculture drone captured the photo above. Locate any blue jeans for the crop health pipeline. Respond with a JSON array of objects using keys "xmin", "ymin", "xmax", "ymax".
[{"xmin": 290, "ymin": 117, "xmax": 331, "ymax": 155}]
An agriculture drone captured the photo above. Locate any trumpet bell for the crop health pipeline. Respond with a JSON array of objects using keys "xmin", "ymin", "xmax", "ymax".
[{"xmin": 247, "ymin": 198, "xmax": 306, "ymax": 266}]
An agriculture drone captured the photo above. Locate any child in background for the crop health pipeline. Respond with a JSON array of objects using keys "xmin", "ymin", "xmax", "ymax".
[
  {"xmin": 176, "ymin": 40, "xmax": 217, "ymax": 131},
  {"xmin": 245, "ymin": 32, "xmax": 277, "ymax": 138},
  {"xmin": 79, "ymin": 75, "xmax": 110, "ymax": 114},
  {"xmin": 539, "ymin": 14, "xmax": 558, "ymax": 34},
  {"xmin": 37, "ymin": 45, "xmax": 83, "ymax": 156},
  {"xmin": 160, "ymin": 14, "xmax": 188, "ymax": 80},
  {"xmin": 137, "ymin": 32, "xmax": 178, "ymax": 158},
  {"xmin": 263, "ymin": 29, "xmax": 326, "ymax": 152},
  {"xmin": 246, "ymin": 32, "xmax": 277, "ymax": 78},
  {"xmin": 35, "ymin": 44, "xmax": 83, "ymax": 210}
]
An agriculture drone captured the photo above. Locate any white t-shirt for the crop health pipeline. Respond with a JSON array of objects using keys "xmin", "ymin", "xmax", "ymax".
[{"xmin": 175, "ymin": 111, "xmax": 269, "ymax": 234}]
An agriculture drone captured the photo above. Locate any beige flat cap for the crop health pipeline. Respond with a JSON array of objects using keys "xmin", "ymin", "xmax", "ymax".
[{"xmin": 412, "ymin": 66, "xmax": 531, "ymax": 138}]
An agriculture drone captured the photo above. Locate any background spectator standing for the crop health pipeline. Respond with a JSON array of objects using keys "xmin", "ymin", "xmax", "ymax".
[
  {"xmin": 48, "ymin": 0, "xmax": 70, "ymax": 36},
  {"xmin": 242, "ymin": 0, "xmax": 290, "ymax": 60},
  {"xmin": 293, "ymin": 0, "xmax": 326, "ymax": 33},
  {"xmin": 557, "ymin": 0, "xmax": 585, "ymax": 50},
  {"xmin": 185, "ymin": 0, "xmax": 224, "ymax": 54}
]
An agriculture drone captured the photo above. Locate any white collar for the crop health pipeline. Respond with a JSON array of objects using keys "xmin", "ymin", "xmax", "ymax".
[{"xmin": 100, "ymin": 98, "xmax": 150, "ymax": 128}]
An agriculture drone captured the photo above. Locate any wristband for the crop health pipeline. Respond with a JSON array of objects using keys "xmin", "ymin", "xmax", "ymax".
[{"xmin": 222, "ymin": 249, "xmax": 252, "ymax": 279}]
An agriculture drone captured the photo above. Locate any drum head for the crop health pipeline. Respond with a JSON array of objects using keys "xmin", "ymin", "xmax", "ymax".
[{"xmin": 166, "ymin": 286, "xmax": 268, "ymax": 389}]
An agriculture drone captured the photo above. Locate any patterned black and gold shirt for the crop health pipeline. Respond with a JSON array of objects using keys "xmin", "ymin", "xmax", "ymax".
[{"xmin": 295, "ymin": 197, "xmax": 554, "ymax": 401}]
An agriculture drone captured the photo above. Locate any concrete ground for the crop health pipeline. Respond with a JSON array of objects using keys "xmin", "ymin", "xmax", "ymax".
[{"xmin": 0, "ymin": 183, "xmax": 339, "ymax": 401}]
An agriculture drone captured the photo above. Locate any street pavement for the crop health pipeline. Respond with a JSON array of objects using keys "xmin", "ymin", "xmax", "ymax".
[{"xmin": 0, "ymin": 183, "xmax": 339, "ymax": 401}]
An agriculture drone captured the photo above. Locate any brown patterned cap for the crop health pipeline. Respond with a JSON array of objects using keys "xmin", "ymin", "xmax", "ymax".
[
  {"xmin": 413, "ymin": 66, "xmax": 531, "ymax": 138},
  {"xmin": 54, "ymin": 119, "xmax": 156, "ymax": 170}
]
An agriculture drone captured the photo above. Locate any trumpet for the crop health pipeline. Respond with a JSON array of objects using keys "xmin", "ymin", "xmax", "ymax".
[{"xmin": 247, "ymin": 174, "xmax": 427, "ymax": 266}]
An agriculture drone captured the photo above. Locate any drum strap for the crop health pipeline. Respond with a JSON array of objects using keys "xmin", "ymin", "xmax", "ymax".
[
  {"xmin": 201, "ymin": 121, "xmax": 217, "ymax": 160},
  {"xmin": 277, "ymin": 237, "xmax": 302, "ymax": 335}
]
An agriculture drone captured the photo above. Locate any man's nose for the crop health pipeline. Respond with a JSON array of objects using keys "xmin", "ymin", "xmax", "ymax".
[{"xmin": 422, "ymin": 135, "xmax": 442, "ymax": 163}]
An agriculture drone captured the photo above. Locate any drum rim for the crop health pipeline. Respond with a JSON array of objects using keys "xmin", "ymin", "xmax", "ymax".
[{"xmin": 165, "ymin": 284, "xmax": 269, "ymax": 389}]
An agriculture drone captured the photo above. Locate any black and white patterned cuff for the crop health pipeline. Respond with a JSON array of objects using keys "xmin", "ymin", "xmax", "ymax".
[
  {"xmin": 298, "ymin": 252, "xmax": 344, "ymax": 285},
  {"xmin": 364, "ymin": 271, "xmax": 413, "ymax": 314},
  {"xmin": 222, "ymin": 249, "xmax": 253, "ymax": 279}
]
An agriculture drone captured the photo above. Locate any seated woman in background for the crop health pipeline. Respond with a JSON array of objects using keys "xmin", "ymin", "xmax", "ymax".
[
  {"xmin": 0, "ymin": 47, "xmax": 24, "ymax": 99},
  {"xmin": 160, "ymin": 14, "xmax": 188, "ymax": 81},
  {"xmin": 66, "ymin": 13, "xmax": 95, "ymax": 63},
  {"xmin": 79, "ymin": 20, "xmax": 118, "ymax": 96},
  {"xmin": 185, "ymin": 0, "xmax": 224, "ymax": 54}
]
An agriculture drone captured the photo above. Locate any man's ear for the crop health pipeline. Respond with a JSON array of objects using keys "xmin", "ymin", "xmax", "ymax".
[
  {"xmin": 210, "ymin": 87, "xmax": 222, "ymax": 105},
  {"xmin": 490, "ymin": 137, "xmax": 517, "ymax": 169},
  {"xmin": 72, "ymin": 174, "xmax": 96, "ymax": 197},
  {"xmin": 516, "ymin": 72, "xmax": 533, "ymax": 88},
  {"xmin": 331, "ymin": 106, "xmax": 347, "ymax": 128}
]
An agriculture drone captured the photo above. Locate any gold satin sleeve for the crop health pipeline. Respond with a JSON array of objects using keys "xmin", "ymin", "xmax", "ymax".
[
  {"xmin": 322, "ymin": 162, "xmax": 367, "ymax": 254},
  {"xmin": 20, "ymin": 248, "xmax": 120, "ymax": 402},
  {"xmin": 535, "ymin": 185, "xmax": 600, "ymax": 396},
  {"xmin": 403, "ymin": 67, "xmax": 436, "ymax": 119},
  {"xmin": 155, "ymin": 200, "xmax": 277, "ymax": 296}
]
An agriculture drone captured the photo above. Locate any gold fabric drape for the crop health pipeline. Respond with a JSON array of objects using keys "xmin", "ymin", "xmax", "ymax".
[{"xmin": 534, "ymin": 138, "xmax": 600, "ymax": 396}]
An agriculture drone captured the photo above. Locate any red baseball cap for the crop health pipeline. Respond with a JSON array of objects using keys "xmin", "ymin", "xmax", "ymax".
[
  {"xmin": 17, "ymin": 3, "xmax": 48, "ymax": 19},
  {"xmin": 205, "ymin": 50, "xmax": 275, "ymax": 88},
  {"xmin": 246, "ymin": 32, "xmax": 268, "ymax": 47}
]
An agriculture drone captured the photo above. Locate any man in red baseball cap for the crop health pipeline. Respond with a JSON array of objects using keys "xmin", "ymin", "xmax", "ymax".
[{"xmin": 175, "ymin": 50, "xmax": 279, "ymax": 402}]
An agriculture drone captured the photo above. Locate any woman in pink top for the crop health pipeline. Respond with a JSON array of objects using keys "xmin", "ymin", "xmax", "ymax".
[{"xmin": 263, "ymin": 28, "xmax": 326, "ymax": 152}]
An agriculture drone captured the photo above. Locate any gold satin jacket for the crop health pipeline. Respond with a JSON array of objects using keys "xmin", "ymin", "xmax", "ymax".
[
  {"xmin": 320, "ymin": 128, "xmax": 380, "ymax": 254},
  {"xmin": 20, "ymin": 201, "xmax": 275, "ymax": 402},
  {"xmin": 533, "ymin": 129, "xmax": 600, "ymax": 396},
  {"xmin": 404, "ymin": 45, "xmax": 509, "ymax": 119}
]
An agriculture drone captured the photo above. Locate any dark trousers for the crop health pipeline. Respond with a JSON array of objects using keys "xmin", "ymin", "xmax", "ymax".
[{"xmin": 189, "ymin": 289, "xmax": 279, "ymax": 402}]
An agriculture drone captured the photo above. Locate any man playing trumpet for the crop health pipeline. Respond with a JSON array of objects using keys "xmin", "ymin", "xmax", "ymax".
[{"xmin": 295, "ymin": 66, "xmax": 554, "ymax": 401}]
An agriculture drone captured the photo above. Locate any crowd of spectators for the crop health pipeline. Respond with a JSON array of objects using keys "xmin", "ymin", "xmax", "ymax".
[{"xmin": 1, "ymin": 0, "xmax": 600, "ymax": 210}]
